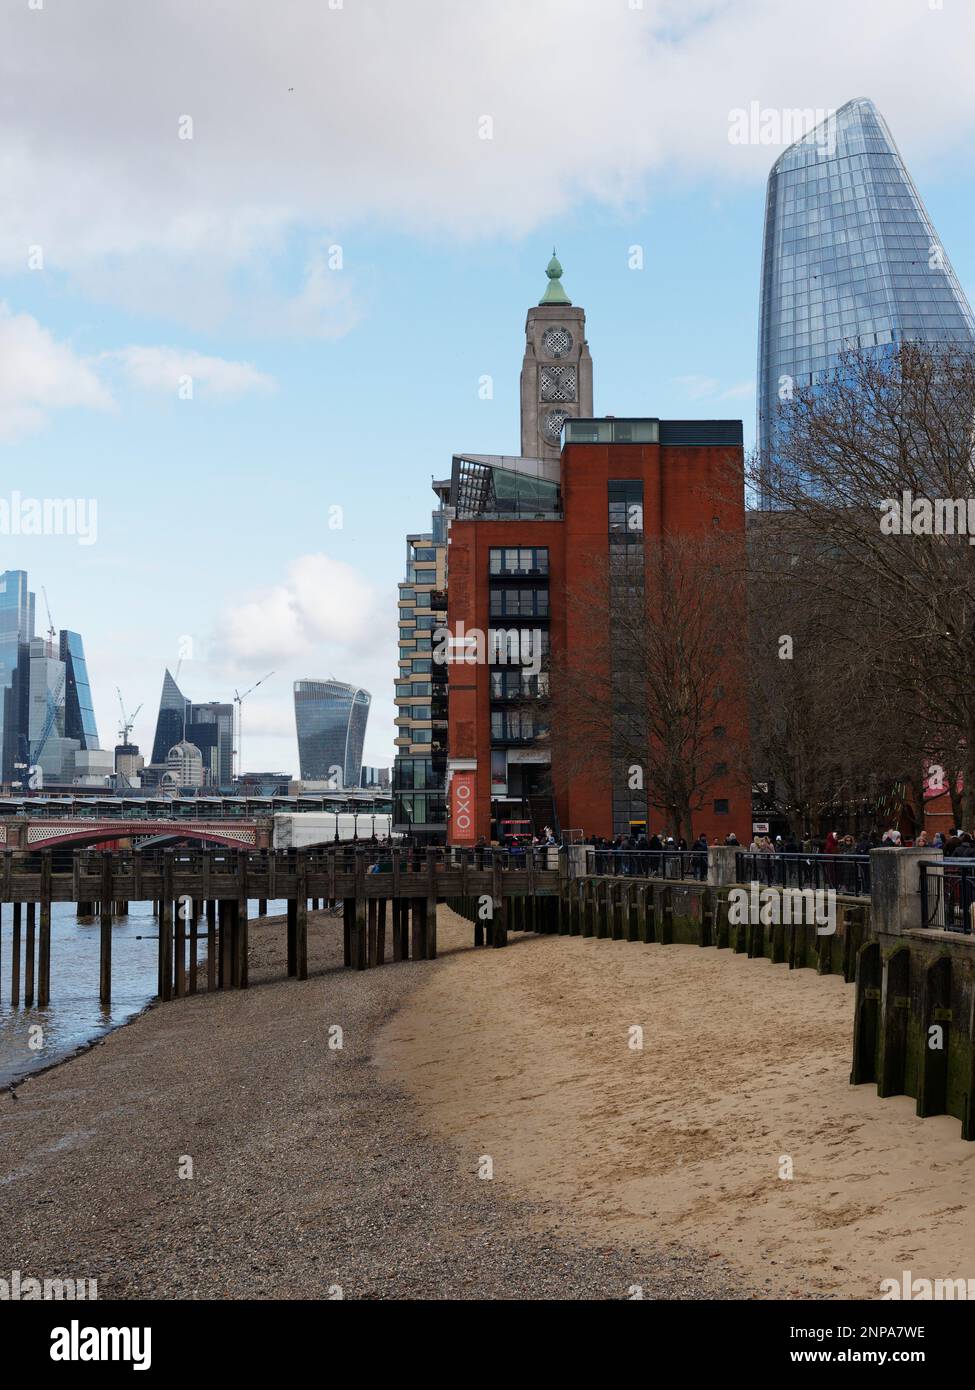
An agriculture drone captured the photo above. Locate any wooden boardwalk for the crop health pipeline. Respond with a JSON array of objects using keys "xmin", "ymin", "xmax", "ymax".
[{"xmin": 0, "ymin": 845, "xmax": 562, "ymax": 1008}]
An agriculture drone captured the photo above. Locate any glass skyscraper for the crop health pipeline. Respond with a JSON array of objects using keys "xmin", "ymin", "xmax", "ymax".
[
  {"xmin": 758, "ymin": 97, "xmax": 975, "ymax": 499},
  {"xmin": 294, "ymin": 679, "xmax": 370, "ymax": 789},
  {"xmin": 0, "ymin": 570, "xmax": 34, "ymax": 785},
  {"xmin": 151, "ymin": 669, "xmax": 189, "ymax": 766},
  {"xmin": 186, "ymin": 701, "xmax": 234, "ymax": 787},
  {"xmin": 60, "ymin": 630, "xmax": 100, "ymax": 750}
]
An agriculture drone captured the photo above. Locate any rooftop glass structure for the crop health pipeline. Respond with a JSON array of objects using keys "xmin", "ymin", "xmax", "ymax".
[{"xmin": 757, "ymin": 97, "xmax": 975, "ymax": 500}]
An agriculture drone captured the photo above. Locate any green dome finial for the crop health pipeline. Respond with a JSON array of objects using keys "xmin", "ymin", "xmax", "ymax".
[{"xmin": 540, "ymin": 248, "xmax": 571, "ymax": 305}]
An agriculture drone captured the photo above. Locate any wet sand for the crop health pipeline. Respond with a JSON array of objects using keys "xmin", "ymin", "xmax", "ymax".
[
  {"xmin": 0, "ymin": 908, "xmax": 756, "ymax": 1300},
  {"xmin": 377, "ymin": 910, "xmax": 975, "ymax": 1300}
]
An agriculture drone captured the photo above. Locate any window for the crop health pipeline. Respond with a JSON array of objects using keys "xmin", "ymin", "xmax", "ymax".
[
  {"xmin": 713, "ymin": 799, "xmax": 730, "ymax": 814},
  {"xmin": 409, "ymin": 706, "xmax": 431, "ymax": 721},
  {"xmin": 411, "ymin": 659, "xmax": 432, "ymax": 674},
  {"xmin": 415, "ymin": 615, "xmax": 437, "ymax": 630},
  {"xmin": 489, "ymin": 546, "xmax": 549, "ymax": 577},
  {"xmin": 608, "ymin": 480, "xmax": 644, "ymax": 538},
  {"xmin": 490, "ymin": 670, "xmax": 548, "ymax": 699},
  {"xmin": 489, "ymin": 588, "xmax": 549, "ymax": 618},
  {"xmin": 412, "ymin": 547, "xmax": 437, "ymax": 561},
  {"xmin": 412, "ymin": 729, "xmax": 432, "ymax": 744},
  {"xmin": 490, "ymin": 710, "xmax": 550, "ymax": 741},
  {"xmin": 399, "ymin": 588, "xmax": 415, "ymax": 603}
]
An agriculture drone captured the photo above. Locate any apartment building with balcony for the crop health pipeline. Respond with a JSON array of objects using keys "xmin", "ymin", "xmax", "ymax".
[{"xmin": 391, "ymin": 484, "xmax": 450, "ymax": 841}]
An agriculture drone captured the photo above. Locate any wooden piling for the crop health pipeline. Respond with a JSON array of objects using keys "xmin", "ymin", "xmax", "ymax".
[
  {"xmin": 287, "ymin": 898, "xmax": 298, "ymax": 976},
  {"xmin": 10, "ymin": 902, "xmax": 21, "ymax": 1006},
  {"xmin": 235, "ymin": 852, "xmax": 249, "ymax": 989},
  {"xmin": 206, "ymin": 899, "xmax": 216, "ymax": 992},
  {"xmin": 295, "ymin": 854, "xmax": 308, "ymax": 980},
  {"xmin": 24, "ymin": 902, "xmax": 36, "ymax": 1006},
  {"xmin": 99, "ymin": 853, "xmax": 113, "ymax": 1007},
  {"xmin": 377, "ymin": 899, "xmax": 387, "ymax": 965},
  {"xmin": 426, "ymin": 849, "xmax": 438, "ymax": 959},
  {"xmin": 37, "ymin": 854, "xmax": 52, "ymax": 1007},
  {"xmin": 219, "ymin": 901, "xmax": 233, "ymax": 989},
  {"xmin": 367, "ymin": 898, "xmax": 378, "ymax": 967},
  {"xmin": 159, "ymin": 896, "xmax": 174, "ymax": 1003}
]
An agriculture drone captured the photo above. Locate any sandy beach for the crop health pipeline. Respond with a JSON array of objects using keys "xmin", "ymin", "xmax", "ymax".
[
  {"xmin": 0, "ymin": 907, "xmax": 753, "ymax": 1301},
  {"xmin": 377, "ymin": 909, "xmax": 975, "ymax": 1300}
]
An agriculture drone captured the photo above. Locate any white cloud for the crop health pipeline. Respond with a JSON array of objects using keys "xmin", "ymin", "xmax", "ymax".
[
  {"xmin": 2, "ymin": 0, "xmax": 972, "ymax": 325},
  {"xmin": 220, "ymin": 553, "xmax": 392, "ymax": 666},
  {"xmin": 0, "ymin": 301, "xmax": 114, "ymax": 441},
  {"xmin": 103, "ymin": 345, "xmax": 274, "ymax": 397}
]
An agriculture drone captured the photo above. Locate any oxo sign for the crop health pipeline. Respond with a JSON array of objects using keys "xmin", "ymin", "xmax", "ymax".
[{"xmin": 451, "ymin": 774, "xmax": 477, "ymax": 846}]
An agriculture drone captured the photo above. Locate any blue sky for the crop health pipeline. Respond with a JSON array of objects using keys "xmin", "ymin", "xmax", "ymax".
[{"xmin": 2, "ymin": 0, "xmax": 974, "ymax": 772}]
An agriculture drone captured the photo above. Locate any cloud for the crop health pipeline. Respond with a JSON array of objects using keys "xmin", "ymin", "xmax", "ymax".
[
  {"xmin": 2, "ymin": 0, "xmax": 973, "ymax": 326},
  {"xmin": 0, "ymin": 302, "xmax": 114, "ymax": 441},
  {"xmin": 219, "ymin": 553, "xmax": 392, "ymax": 667},
  {"xmin": 103, "ymin": 345, "xmax": 275, "ymax": 397}
]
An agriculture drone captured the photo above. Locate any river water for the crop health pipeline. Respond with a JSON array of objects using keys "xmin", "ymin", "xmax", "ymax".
[{"xmin": 0, "ymin": 899, "xmax": 287, "ymax": 1088}]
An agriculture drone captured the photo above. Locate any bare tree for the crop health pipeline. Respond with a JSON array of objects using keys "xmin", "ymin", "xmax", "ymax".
[
  {"xmin": 751, "ymin": 341, "xmax": 975, "ymax": 826},
  {"xmin": 551, "ymin": 531, "xmax": 748, "ymax": 840}
]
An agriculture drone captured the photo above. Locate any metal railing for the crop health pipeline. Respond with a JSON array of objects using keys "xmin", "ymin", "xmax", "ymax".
[
  {"xmin": 728, "ymin": 850, "xmax": 867, "ymax": 895},
  {"xmin": 919, "ymin": 858, "xmax": 975, "ymax": 934},
  {"xmin": 735, "ymin": 851, "xmax": 870, "ymax": 897},
  {"xmin": 583, "ymin": 847, "xmax": 708, "ymax": 881},
  {"xmin": 9, "ymin": 843, "xmax": 560, "ymax": 878}
]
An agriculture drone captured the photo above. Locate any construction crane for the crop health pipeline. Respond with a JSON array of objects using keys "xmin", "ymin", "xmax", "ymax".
[
  {"xmin": 41, "ymin": 586, "xmax": 56, "ymax": 645},
  {"xmin": 116, "ymin": 688, "xmax": 143, "ymax": 745},
  {"xmin": 234, "ymin": 671, "xmax": 274, "ymax": 783}
]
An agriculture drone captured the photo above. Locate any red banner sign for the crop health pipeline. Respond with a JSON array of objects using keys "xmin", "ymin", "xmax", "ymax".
[{"xmin": 450, "ymin": 772, "xmax": 477, "ymax": 846}]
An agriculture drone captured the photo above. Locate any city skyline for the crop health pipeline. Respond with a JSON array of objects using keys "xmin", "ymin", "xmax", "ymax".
[{"xmin": 3, "ymin": 2, "xmax": 975, "ymax": 774}]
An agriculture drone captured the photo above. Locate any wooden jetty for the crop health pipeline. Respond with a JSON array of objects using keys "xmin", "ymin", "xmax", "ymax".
[{"xmin": 0, "ymin": 845, "xmax": 561, "ymax": 1008}]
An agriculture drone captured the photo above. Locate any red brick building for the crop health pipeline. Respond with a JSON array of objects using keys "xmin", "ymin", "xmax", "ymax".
[{"xmin": 444, "ymin": 417, "xmax": 751, "ymax": 846}]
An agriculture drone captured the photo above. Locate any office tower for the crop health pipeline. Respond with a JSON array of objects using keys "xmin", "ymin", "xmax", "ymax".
[
  {"xmin": 758, "ymin": 97, "xmax": 975, "ymax": 497},
  {"xmin": 186, "ymin": 701, "xmax": 234, "ymax": 787},
  {"xmin": 28, "ymin": 635, "xmax": 79, "ymax": 784},
  {"xmin": 294, "ymin": 679, "xmax": 370, "ymax": 789},
  {"xmin": 150, "ymin": 669, "xmax": 189, "ymax": 766},
  {"xmin": 0, "ymin": 570, "xmax": 34, "ymax": 785},
  {"xmin": 59, "ymin": 630, "xmax": 100, "ymax": 750}
]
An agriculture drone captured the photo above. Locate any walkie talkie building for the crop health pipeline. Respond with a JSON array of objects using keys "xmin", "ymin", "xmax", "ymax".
[
  {"xmin": 294, "ymin": 679, "xmax": 370, "ymax": 790},
  {"xmin": 757, "ymin": 97, "xmax": 975, "ymax": 502}
]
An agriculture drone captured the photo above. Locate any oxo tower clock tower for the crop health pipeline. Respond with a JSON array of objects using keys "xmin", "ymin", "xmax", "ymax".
[{"xmin": 520, "ymin": 251, "xmax": 593, "ymax": 462}]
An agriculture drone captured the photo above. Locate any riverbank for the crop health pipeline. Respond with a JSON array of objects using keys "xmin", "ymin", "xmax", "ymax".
[
  {"xmin": 0, "ymin": 907, "xmax": 754, "ymax": 1300},
  {"xmin": 377, "ymin": 911, "xmax": 975, "ymax": 1300}
]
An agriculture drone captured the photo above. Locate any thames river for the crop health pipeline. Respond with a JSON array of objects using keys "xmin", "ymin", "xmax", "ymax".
[{"xmin": 0, "ymin": 899, "xmax": 287, "ymax": 1087}]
